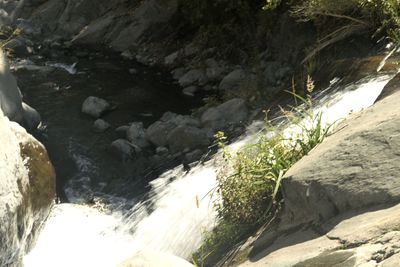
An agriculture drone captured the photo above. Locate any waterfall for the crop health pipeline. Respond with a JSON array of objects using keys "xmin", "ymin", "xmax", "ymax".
[{"xmin": 23, "ymin": 71, "xmax": 395, "ymax": 267}]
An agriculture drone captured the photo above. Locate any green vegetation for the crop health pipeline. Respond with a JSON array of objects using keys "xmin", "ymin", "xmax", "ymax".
[
  {"xmin": 178, "ymin": 0, "xmax": 400, "ymax": 63},
  {"xmin": 193, "ymin": 77, "xmax": 334, "ymax": 266}
]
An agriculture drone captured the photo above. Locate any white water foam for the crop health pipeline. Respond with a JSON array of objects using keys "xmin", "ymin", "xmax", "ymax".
[{"xmin": 24, "ymin": 73, "xmax": 396, "ymax": 267}]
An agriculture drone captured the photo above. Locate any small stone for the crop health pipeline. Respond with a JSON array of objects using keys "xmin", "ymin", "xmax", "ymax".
[
  {"xmin": 126, "ymin": 122, "xmax": 149, "ymax": 148},
  {"xmin": 109, "ymin": 139, "xmax": 140, "ymax": 162},
  {"xmin": 81, "ymin": 96, "xmax": 110, "ymax": 118},
  {"xmin": 93, "ymin": 119, "xmax": 110, "ymax": 132},
  {"xmin": 182, "ymin": 86, "xmax": 198, "ymax": 96},
  {"xmin": 129, "ymin": 68, "xmax": 137, "ymax": 74}
]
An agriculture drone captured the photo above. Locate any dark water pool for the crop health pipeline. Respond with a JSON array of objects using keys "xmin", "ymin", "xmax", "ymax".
[{"xmin": 13, "ymin": 51, "xmax": 202, "ymax": 204}]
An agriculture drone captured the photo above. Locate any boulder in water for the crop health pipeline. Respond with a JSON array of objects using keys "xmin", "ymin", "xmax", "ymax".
[
  {"xmin": 126, "ymin": 122, "xmax": 149, "ymax": 148},
  {"xmin": 93, "ymin": 119, "xmax": 110, "ymax": 132},
  {"xmin": 110, "ymin": 139, "xmax": 140, "ymax": 162},
  {"xmin": 166, "ymin": 125, "xmax": 210, "ymax": 153},
  {"xmin": 81, "ymin": 96, "xmax": 110, "ymax": 118},
  {"xmin": 0, "ymin": 111, "xmax": 55, "ymax": 266},
  {"xmin": 201, "ymin": 98, "xmax": 248, "ymax": 131},
  {"xmin": 146, "ymin": 120, "xmax": 176, "ymax": 147}
]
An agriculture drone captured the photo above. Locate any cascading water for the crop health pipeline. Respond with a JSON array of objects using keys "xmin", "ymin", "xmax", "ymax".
[{"xmin": 23, "ymin": 58, "xmax": 398, "ymax": 266}]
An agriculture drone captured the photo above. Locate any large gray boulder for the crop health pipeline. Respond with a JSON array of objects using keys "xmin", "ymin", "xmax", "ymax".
[
  {"xmin": 0, "ymin": 50, "xmax": 41, "ymax": 130},
  {"xmin": 146, "ymin": 120, "xmax": 176, "ymax": 147},
  {"xmin": 280, "ymin": 90, "xmax": 400, "ymax": 229},
  {"xmin": 201, "ymin": 98, "xmax": 248, "ymax": 131},
  {"xmin": 0, "ymin": 111, "xmax": 55, "ymax": 266},
  {"xmin": 235, "ymin": 90, "xmax": 400, "ymax": 267},
  {"xmin": 146, "ymin": 112, "xmax": 201, "ymax": 147}
]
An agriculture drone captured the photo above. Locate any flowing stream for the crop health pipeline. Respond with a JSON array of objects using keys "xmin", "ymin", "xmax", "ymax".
[{"xmin": 16, "ymin": 51, "xmax": 398, "ymax": 266}]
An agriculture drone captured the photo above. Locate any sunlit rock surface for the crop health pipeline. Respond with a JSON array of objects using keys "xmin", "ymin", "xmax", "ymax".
[
  {"xmin": 0, "ymin": 49, "xmax": 41, "ymax": 130},
  {"xmin": 0, "ymin": 110, "xmax": 55, "ymax": 266},
  {"xmin": 236, "ymin": 82, "xmax": 400, "ymax": 267}
]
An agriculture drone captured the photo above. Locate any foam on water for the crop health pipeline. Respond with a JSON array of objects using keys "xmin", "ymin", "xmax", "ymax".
[{"xmin": 24, "ymin": 72, "xmax": 396, "ymax": 266}]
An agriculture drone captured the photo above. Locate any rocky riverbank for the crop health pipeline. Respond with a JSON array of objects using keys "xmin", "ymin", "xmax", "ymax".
[{"xmin": 2, "ymin": 1, "xmax": 400, "ymax": 266}]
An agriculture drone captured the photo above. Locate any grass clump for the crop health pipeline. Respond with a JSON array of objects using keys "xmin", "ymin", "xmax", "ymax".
[{"xmin": 193, "ymin": 77, "xmax": 333, "ymax": 266}]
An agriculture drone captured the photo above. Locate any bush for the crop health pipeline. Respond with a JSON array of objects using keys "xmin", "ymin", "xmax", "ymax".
[
  {"xmin": 292, "ymin": 0, "xmax": 400, "ymax": 43},
  {"xmin": 193, "ymin": 77, "xmax": 333, "ymax": 265}
]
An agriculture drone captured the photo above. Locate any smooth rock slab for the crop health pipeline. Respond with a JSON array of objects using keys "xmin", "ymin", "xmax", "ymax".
[
  {"xmin": 281, "ymin": 90, "xmax": 400, "ymax": 228},
  {"xmin": 241, "ymin": 204, "xmax": 400, "ymax": 267}
]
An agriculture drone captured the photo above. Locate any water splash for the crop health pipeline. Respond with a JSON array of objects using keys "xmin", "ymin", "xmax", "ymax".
[
  {"xmin": 46, "ymin": 62, "xmax": 78, "ymax": 74},
  {"xmin": 24, "ymin": 73, "xmax": 396, "ymax": 267}
]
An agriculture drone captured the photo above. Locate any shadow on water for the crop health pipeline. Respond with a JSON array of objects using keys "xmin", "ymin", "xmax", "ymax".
[{"xmin": 13, "ymin": 49, "xmax": 203, "ymax": 204}]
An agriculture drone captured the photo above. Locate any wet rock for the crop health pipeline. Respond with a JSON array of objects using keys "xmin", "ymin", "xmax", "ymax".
[
  {"xmin": 117, "ymin": 250, "xmax": 194, "ymax": 267},
  {"xmin": 110, "ymin": 139, "xmax": 140, "ymax": 162},
  {"xmin": 219, "ymin": 68, "xmax": 246, "ymax": 91},
  {"xmin": 182, "ymin": 85, "xmax": 197, "ymax": 96},
  {"xmin": 81, "ymin": 96, "xmax": 110, "ymax": 118},
  {"xmin": 0, "ymin": 112, "xmax": 55, "ymax": 266},
  {"xmin": 126, "ymin": 122, "xmax": 149, "ymax": 148},
  {"xmin": 178, "ymin": 69, "xmax": 206, "ymax": 87},
  {"xmin": 167, "ymin": 125, "xmax": 210, "ymax": 153},
  {"xmin": 93, "ymin": 119, "xmax": 110, "ymax": 132},
  {"xmin": 146, "ymin": 120, "xmax": 176, "ymax": 147},
  {"xmin": 201, "ymin": 98, "xmax": 248, "ymax": 131},
  {"xmin": 22, "ymin": 102, "xmax": 41, "ymax": 131}
]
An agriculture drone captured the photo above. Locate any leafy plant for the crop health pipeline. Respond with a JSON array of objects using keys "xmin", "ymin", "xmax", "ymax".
[{"xmin": 193, "ymin": 76, "xmax": 334, "ymax": 265}]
